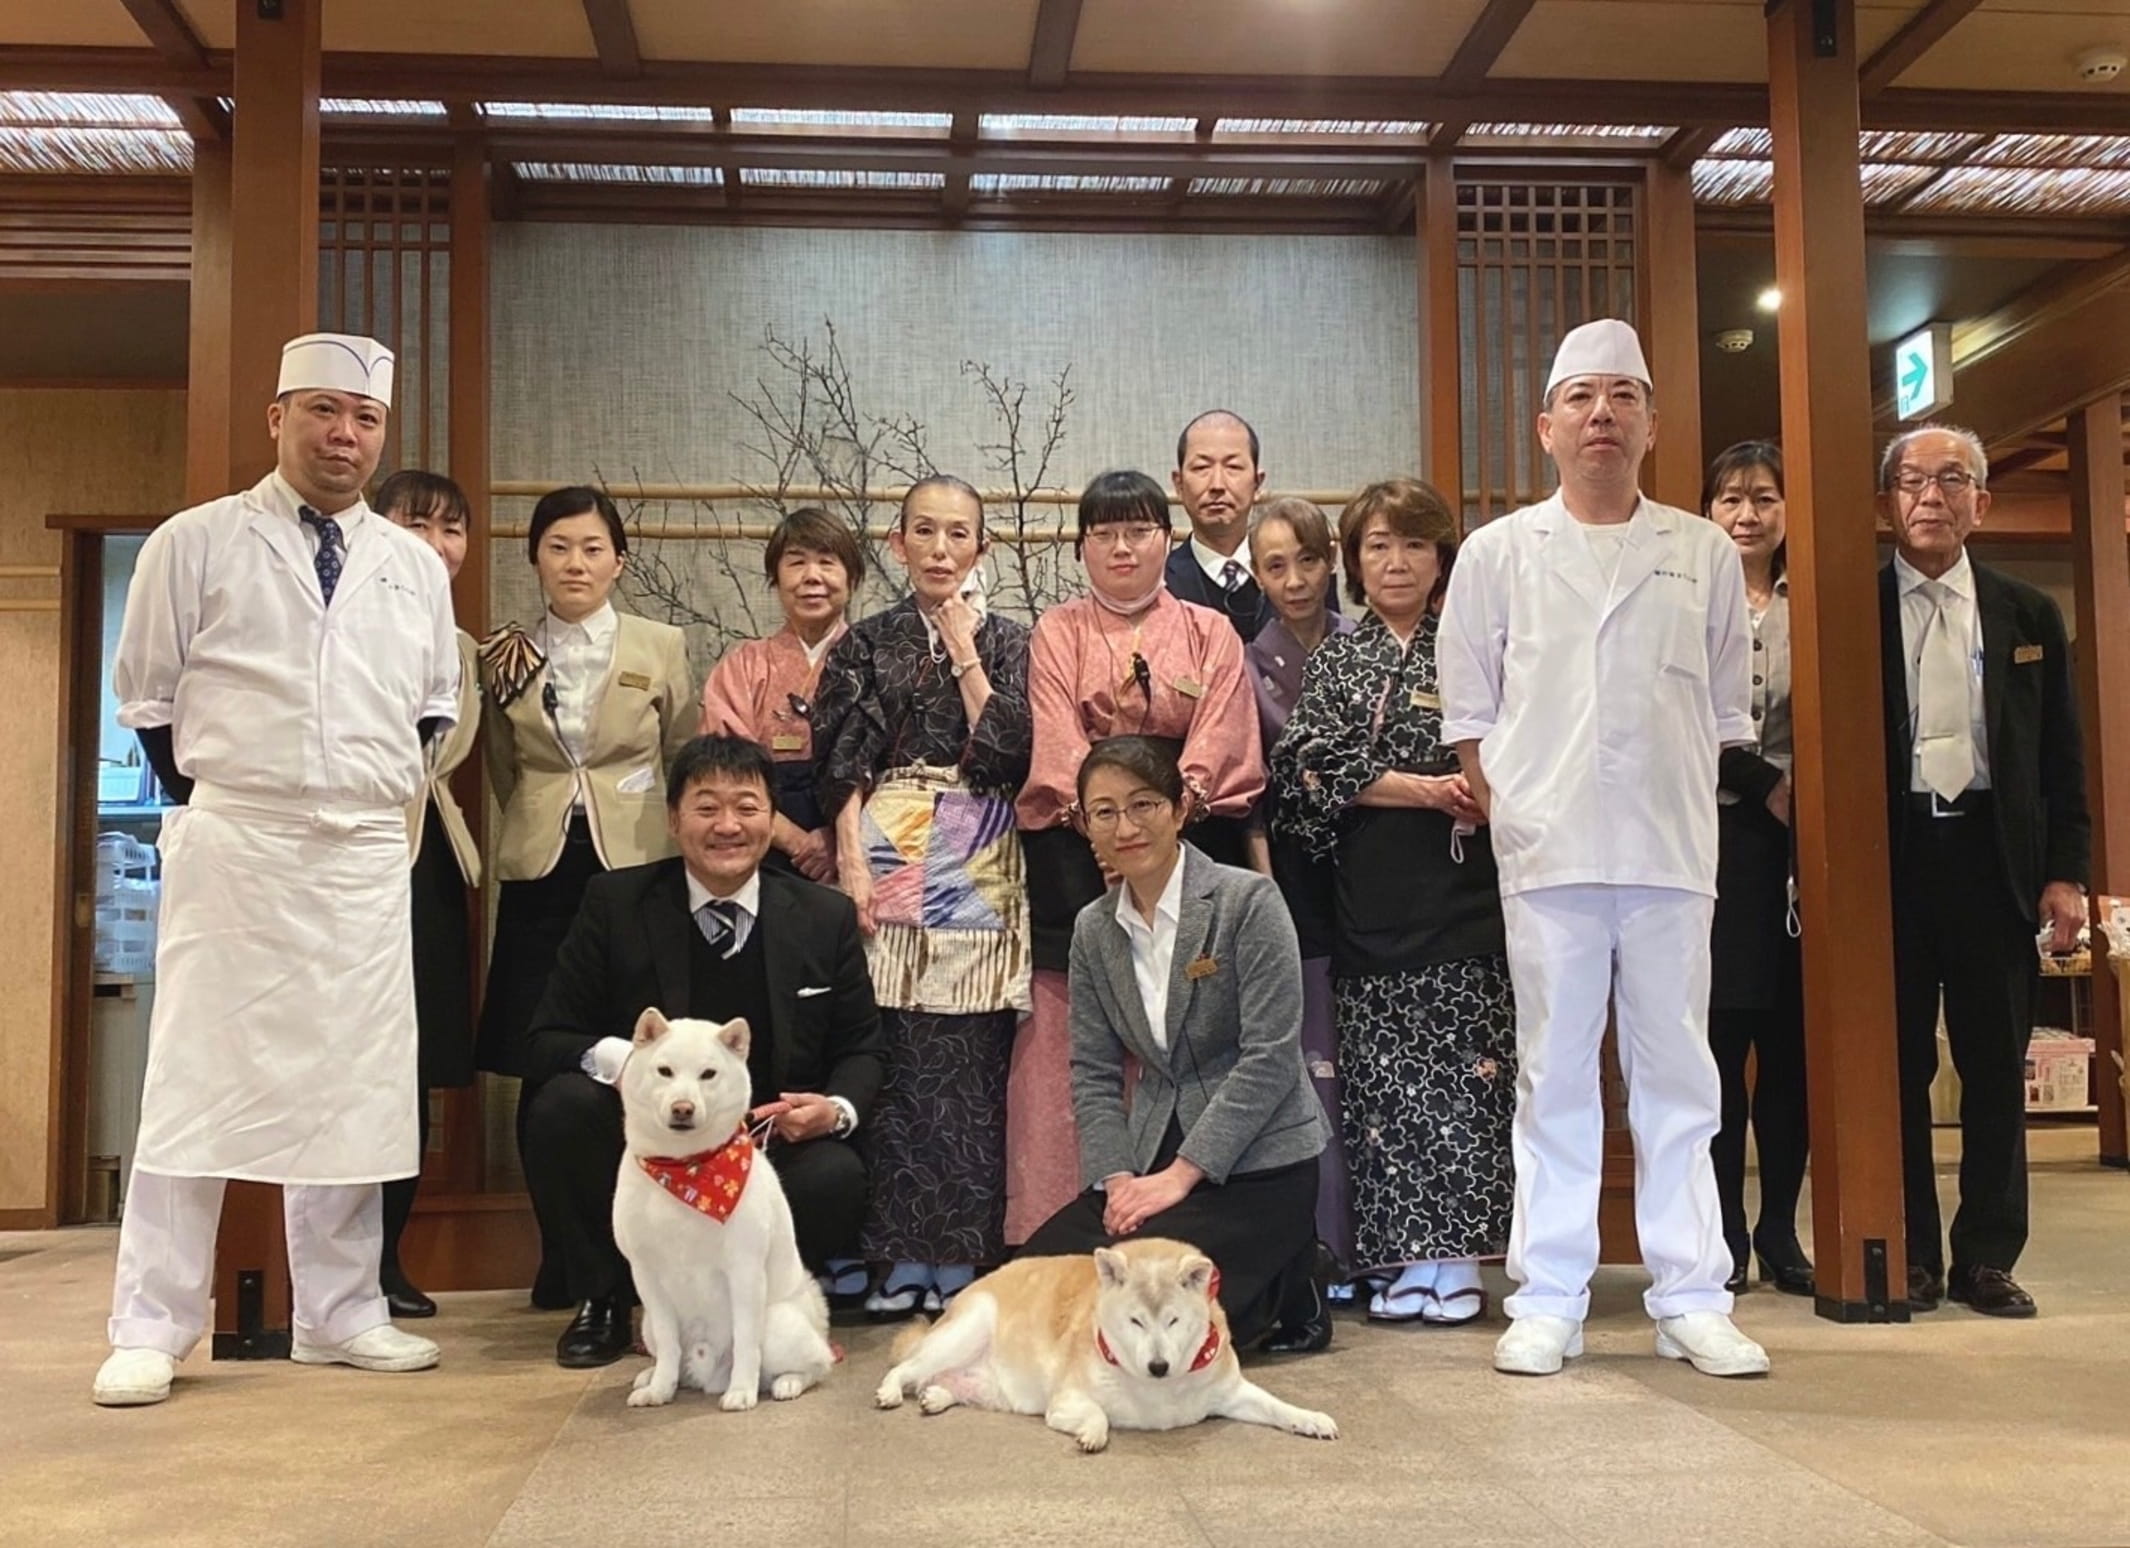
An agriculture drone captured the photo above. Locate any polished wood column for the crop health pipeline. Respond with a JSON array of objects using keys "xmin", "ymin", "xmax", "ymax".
[
  {"xmin": 1642, "ymin": 162, "xmax": 1704, "ymax": 511},
  {"xmin": 183, "ymin": 139, "xmax": 231, "ymax": 506},
  {"xmin": 1767, "ymin": 0, "xmax": 1910, "ymax": 1323},
  {"xmin": 2066, "ymin": 394, "xmax": 2130, "ymax": 1166},
  {"xmin": 1419, "ymin": 156, "xmax": 1463, "ymax": 519},
  {"xmin": 211, "ymin": 0, "xmax": 321, "ymax": 1359}
]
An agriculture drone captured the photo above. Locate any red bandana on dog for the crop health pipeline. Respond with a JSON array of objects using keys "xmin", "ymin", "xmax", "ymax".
[
  {"xmin": 637, "ymin": 1127, "xmax": 754, "ymax": 1221},
  {"xmin": 1097, "ymin": 1266, "xmax": 1223, "ymax": 1373}
]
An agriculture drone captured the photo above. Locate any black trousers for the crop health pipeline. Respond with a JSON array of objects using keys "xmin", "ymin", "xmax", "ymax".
[
  {"xmin": 522, "ymin": 1071, "xmax": 869, "ymax": 1302},
  {"xmin": 1017, "ymin": 1124, "xmax": 1320, "ymax": 1348},
  {"xmin": 1708, "ymin": 986, "xmax": 1810, "ymax": 1267},
  {"xmin": 1892, "ymin": 796, "xmax": 2036, "ymax": 1276}
]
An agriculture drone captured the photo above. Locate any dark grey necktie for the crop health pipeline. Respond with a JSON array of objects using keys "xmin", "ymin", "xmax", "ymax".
[
  {"xmin": 299, "ymin": 507, "xmax": 345, "ymax": 604},
  {"xmin": 696, "ymin": 899, "xmax": 741, "ymax": 959}
]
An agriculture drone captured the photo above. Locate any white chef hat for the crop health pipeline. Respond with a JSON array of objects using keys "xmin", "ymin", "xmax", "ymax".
[
  {"xmin": 277, "ymin": 332, "xmax": 395, "ymax": 405},
  {"xmin": 1544, "ymin": 318, "xmax": 1651, "ymax": 396}
]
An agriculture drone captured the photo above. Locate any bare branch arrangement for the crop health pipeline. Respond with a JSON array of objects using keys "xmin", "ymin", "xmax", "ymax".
[{"xmin": 611, "ymin": 319, "xmax": 1080, "ymax": 674}]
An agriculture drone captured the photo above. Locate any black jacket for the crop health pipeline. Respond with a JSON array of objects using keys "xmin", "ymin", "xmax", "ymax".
[
  {"xmin": 1878, "ymin": 559, "xmax": 2091, "ymax": 923},
  {"xmin": 1164, "ymin": 543, "xmax": 1271, "ymax": 642},
  {"xmin": 523, "ymin": 857, "xmax": 886, "ymax": 1117}
]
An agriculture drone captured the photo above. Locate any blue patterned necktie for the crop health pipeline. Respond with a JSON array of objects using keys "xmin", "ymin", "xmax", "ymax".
[
  {"xmin": 696, "ymin": 899, "xmax": 741, "ymax": 959},
  {"xmin": 300, "ymin": 507, "xmax": 345, "ymax": 604}
]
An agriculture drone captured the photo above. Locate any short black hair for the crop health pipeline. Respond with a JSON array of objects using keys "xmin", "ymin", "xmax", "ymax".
[
  {"xmin": 665, "ymin": 734, "xmax": 775, "ymax": 809},
  {"xmin": 1075, "ymin": 469, "xmax": 1173, "ymax": 554},
  {"xmin": 374, "ymin": 469, "xmax": 470, "ymax": 527},
  {"xmin": 1075, "ymin": 734, "xmax": 1186, "ymax": 809},
  {"xmin": 527, "ymin": 485, "xmax": 627, "ymax": 564},
  {"xmin": 1175, "ymin": 409, "xmax": 1261, "ymax": 470}
]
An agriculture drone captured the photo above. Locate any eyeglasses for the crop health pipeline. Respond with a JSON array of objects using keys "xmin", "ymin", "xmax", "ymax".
[
  {"xmin": 1892, "ymin": 468, "xmax": 1978, "ymax": 496},
  {"xmin": 1082, "ymin": 796, "xmax": 1171, "ymax": 832},
  {"xmin": 1086, "ymin": 524, "xmax": 1165, "ymax": 549}
]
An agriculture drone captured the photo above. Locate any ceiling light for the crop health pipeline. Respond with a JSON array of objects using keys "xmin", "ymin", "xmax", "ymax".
[{"xmin": 1755, "ymin": 286, "xmax": 1783, "ymax": 313}]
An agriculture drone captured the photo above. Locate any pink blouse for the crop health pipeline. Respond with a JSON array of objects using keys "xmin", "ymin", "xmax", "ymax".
[
  {"xmin": 698, "ymin": 621, "xmax": 846, "ymax": 762},
  {"xmin": 1015, "ymin": 590, "xmax": 1264, "ymax": 831}
]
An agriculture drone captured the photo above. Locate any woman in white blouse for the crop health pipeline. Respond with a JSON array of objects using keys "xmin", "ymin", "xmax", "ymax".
[{"xmin": 472, "ymin": 485, "xmax": 694, "ymax": 1301}]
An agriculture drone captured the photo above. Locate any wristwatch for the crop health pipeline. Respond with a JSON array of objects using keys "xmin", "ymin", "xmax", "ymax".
[
  {"xmin": 949, "ymin": 656, "xmax": 979, "ymax": 679},
  {"xmin": 827, "ymin": 1096, "xmax": 858, "ymax": 1138}
]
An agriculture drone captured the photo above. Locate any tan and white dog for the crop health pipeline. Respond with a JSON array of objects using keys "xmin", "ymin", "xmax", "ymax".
[
  {"xmin": 612, "ymin": 1008, "xmax": 835, "ymax": 1411},
  {"xmin": 874, "ymin": 1237, "xmax": 1338, "ymax": 1452}
]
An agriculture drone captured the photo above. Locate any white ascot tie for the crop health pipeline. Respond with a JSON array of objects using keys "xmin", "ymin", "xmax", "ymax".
[{"xmin": 1916, "ymin": 580, "xmax": 1975, "ymax": 803}]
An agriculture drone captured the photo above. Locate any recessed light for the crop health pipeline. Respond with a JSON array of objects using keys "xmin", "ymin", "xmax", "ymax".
[{"xmin": 1756, "ymin": 286, "xmax": 1783, "ymax": 313}]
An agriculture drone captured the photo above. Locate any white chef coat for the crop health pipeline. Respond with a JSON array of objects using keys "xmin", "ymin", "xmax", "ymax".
[
  {"xmin": 112, "ymin": 471, "xmax": 460, "ymax": 1184},
  {"xmin": 1893, "ymin": 550, "xmax": 1991, "ymax": 793},
  {"xmin": 1437, "ymin": 493, "xmax": 1753, "ymax": 899},
  {"xmin": 116, "ymin": 471, "xmax": 461, "ymax": 809}
]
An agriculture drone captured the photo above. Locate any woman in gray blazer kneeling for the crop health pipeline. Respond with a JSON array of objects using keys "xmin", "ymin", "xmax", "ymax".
[{"xmin": 1018, "ymin": 736, "xmax": 1332, "ymax": 1354}]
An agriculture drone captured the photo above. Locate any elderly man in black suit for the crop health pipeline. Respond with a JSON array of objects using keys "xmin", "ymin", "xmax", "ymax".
[
  {"xmin": 1878, "ymin": 424, "xmax": 2090, "ymax": 1320},
  {"xmin": 520, "ymin": 734, "xmax": 885, "ymax": 1367},
  {"xmin": 1165, "ymin": 409, "xmax": 1273, "ymax": 641}
]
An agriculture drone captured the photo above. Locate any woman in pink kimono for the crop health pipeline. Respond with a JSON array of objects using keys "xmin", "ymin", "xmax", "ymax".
[
  {"xmin": 1010, "ymin": 469, "xmax": 1264, "ymax": 1245},
  {"xmin": 699, "ymin": 507, "xmax": 862, "ymax": 883}
]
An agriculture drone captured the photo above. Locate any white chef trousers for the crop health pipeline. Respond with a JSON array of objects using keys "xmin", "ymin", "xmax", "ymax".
[
  {"xmin": 108, "ymin": 1169, "xmax": 389, "ymax": 1358},
  {"xmin": 1500, "ymin": 883, "xmax": 1735, "ymax": 1322}
]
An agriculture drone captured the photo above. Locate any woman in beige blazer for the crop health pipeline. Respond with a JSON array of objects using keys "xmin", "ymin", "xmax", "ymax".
[
  {"xmin": 472, "ymin": 486, "xmax": 695, "ymax": 1092},
  {"xmin": 376, "ymin": 470, "xmax": 486, "ymax": 1319}
]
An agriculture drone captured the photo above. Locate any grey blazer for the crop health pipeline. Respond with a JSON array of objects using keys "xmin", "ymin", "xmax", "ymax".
[{"xmin": 1067, "ymin": 843, "xmax": 1329, "ymax": 1187}]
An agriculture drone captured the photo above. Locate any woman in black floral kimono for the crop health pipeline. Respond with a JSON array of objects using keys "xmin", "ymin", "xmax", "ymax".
[
  {"xmin": 812, "ymin": 475, "xmax": 1033, "ymax": 1318},
  {"xmin": 1271, "ymin": 478, "xmax": 1515, "ymax": 1326}
]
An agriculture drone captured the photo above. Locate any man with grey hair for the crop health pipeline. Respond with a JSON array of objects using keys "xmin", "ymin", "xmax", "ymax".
[
  {"xmin": 1440, "ymin": 318, "xmax": 1765, "ymax": 1379},
  {"xmin": 1877, "ymin": 423, "xmax": 2088, "ymax": 1320}
]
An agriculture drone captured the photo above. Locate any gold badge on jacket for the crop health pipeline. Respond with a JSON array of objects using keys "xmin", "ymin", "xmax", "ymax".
[
  {"xmin": 618, "ymin": 670, "xmax": 652, "ymax": 690},
  {"xmin": 1184, "ymin": 954, "xmax": 1219, "ymax": 981},
  {"xmin": 2013, "ymin": 644, "xmax": 2044, "ymax": 665}
]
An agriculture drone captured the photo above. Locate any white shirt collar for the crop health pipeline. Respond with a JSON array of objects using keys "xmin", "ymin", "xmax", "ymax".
[
  {"xmin": 1114, "ymin": 850, "xmax": 1187, "ymax": 937},
  {"xmin": 1190, "ymin": 532, "xmax": 1251, "ymax": 585},
  {"xmin": 686, "ymin": 865, "xmax": 762, "ymax": 920},
  {"xmin": 263, "ymin": 469, "xmax": 368, "ymax": 542},
  {"xmin": 1894, "ymin": 548, "xmax": 1973, "ymax": 601},
  {"xmin": 545, "ymin": 599, "xmax": 618, "ymax": 643}
]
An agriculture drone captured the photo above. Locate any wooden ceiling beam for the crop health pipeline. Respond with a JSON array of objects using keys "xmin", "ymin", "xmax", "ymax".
[
  {"xmin": 582, "ymin": 0, "xmax": 643, "ymax": 79},
  {"xmin": 1027, "ymin": 0, "xmax": 1085, "ymax": 91},
  {"xmin": 943, "ymin": 109, "xmax": 977, "ymax": 222},
  {"xmin": 114, "ymin": 0, "xmax": 227, "ymax": 144},
  {"xmin": 1697, "ymin": 205, "xmax": 2130, "ymax": 258},
  {"xmin": 1430, "ymin": 0, "xmax": 1535, "ymax": 145},
  {"xmin": 1859, "ymin": 0, "xmax": 1985, "ymax": 97},
  {"xmin": 1660, "ymin": 126, "xmax": 1722, "ymax": 169}
]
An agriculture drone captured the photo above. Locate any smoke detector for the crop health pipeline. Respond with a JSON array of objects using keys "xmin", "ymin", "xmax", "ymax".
[
  {"xmin": 2075, "ymin": 46, "xmax": 2126, "ymax": 82},
  {"xmin": 1715, "ymin": 328, "xmax": 1754, "ymax": 354}
]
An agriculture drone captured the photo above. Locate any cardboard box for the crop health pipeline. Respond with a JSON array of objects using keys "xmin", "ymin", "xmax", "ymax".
[{"xmin": 2026, "ymin": 1032, "xmax": 2095, "ymax": 1113}]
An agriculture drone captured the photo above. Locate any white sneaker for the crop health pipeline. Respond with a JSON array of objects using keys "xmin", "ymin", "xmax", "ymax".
[
  {"xmin": 1654, "ymin": 1311, "xmax": 1770, "ymax": 1377},
  {"xmin": 92, "ymin": 1347, "xmax": 176, "ymax": 1407},
  {"xmin": 289, "ymin": 1323, "xmax": 439, "ymax": 1373},
  {"xmin": 1493, "ymin": 1315, "xmax": 1583, "ymax": 1375}
]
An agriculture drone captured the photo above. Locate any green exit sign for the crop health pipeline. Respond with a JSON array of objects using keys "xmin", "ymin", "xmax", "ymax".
[{"xmin": 1894, "ymin": 324, "xmax": 1953, "ymax": 422}]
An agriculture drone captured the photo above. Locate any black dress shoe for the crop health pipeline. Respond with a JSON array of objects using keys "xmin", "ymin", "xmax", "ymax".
[
  {"xmin": 1724, "ymin": 1261, "xmax": 1750, "ymax": 1295},
  {"xmin": 1753, "ymin": 1235, "xmax": 1816, "ymax": 1298},
  {"xmin": 1259, "ymin": 1244, "xmax": 1335, "ymax": 1355},
  {"xmin": 1908, "ymin": 1265, "xmax": 1945, "ymax": 1313},
  {"xmin": 382, "ymin": 1275, "xmax": 437, "ymax": 1320},
  {"xmin": 556, "ymin": 1297, "xmax": 633, "ymax": 1368},
  {"xmin": 1948, "ymin": 1265, "xmax": 2037, "ymax": 1319}
]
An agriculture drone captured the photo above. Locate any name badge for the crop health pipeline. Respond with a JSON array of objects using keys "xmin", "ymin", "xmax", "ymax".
[
  {"xmin": 618, "ymin": 670, "xmax": 652, "ymax": 690},
  {"xmin": 1184, "ymin": 954, "xmax": 1219, "ymax": 981},
  {"xmin": 771, "ymin": 733, "xmax": 805, "ymax": 753},
  {"xmin": 1409, "ymin": 689, "xmax": 1442, "ymax": 710},
  {"xmin": 1174, "ymin": 677, "xmax": 1205, "ymax": 699},
  {"xmin": 2013, "ymin": 644, "xmax": 2044, "ymax": 665}
]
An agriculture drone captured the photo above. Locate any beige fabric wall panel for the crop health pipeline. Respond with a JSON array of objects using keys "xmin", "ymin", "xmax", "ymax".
[{"xmin": 0, "ymin": 388, "xmax": 184, "ymax": 1215}]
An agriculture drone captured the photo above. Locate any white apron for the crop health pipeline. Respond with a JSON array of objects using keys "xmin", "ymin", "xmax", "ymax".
[{"xmin": 132, "ymin": 783, "xmax": 419, "ymax": 1185}]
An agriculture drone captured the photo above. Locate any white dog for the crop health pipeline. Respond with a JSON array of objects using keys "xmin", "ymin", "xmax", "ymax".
[
  {"xmin": 874, "ymin": 1237, "xmax": 1338, "ymax": 1452},
  {"xmin": 612, "ymin": 1008, "xmax": 834, "ymax": 1411}
]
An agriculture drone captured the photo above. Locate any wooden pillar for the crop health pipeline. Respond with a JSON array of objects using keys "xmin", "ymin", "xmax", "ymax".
[
  {"xmin": 2066, "ymin": 394, "xmax": 2130, "ymax": 1165},
  {"xmin": 212, "ymin": 0, "xmax": 321, "ymax": 1360},
  {"xmin": 1643, "ymin": 162, "xmax": 1705, "ymax": 510},
  {"xmin": 1767, "ymin": 0, "xmax": 1909, "ymax": 1322},
  {"xmin": 185, "ymin": 140, "xmax": 232, "ymax": 504},
  {"xmin": 1420, "ymin": 156, "xmax": 1464, "ymax": 522}
]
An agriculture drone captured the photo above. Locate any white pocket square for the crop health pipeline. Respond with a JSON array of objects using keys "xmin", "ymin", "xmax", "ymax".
[{"xmin": 796, "ymin": 985, "xmax": 831, "ymax": 998}]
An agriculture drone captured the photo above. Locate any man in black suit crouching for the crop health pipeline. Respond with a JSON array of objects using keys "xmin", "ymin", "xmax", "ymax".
[
  {"xmin": 521, "ymin": 734, "xmax": 885, "ymax": 1367},
  {"xmin": 1878, "ymin": 424, "xmax": 2090, "ymax": 1320}
]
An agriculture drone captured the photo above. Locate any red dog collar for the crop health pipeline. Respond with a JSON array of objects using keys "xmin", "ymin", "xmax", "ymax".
[
  {"xmin": 637, "ymin": 1127, "xmax": 754, "ymax": 1222},
  {"xmin": 1096, "ymin": 1266, "xmax": 1223, "ymax": 1373}
]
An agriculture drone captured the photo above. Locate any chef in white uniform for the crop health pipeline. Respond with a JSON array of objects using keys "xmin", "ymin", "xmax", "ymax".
[
  {"xmin": 93, "ymin": 333, "xmax": 461, "ymax": 1407},
  {"xmin": 1437, "ymin": 319, "xmax": 1768, "ymax": 1379}
]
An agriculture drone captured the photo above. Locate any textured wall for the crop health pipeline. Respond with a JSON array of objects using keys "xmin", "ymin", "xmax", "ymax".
[
  {"xmin": 0, "ymin": 388, "xmax": 185, "ymax": 1216},
  {"xmin": 488, "ymin": 222, "xmax": 1423, "ymax": 661}
]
